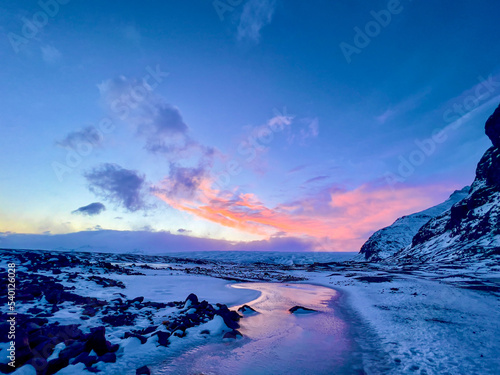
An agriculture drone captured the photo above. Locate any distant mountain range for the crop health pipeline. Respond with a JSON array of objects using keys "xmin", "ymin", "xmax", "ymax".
[{"xmin": 358, "ymin": 103, "xmax": 500, "ymax": 263}]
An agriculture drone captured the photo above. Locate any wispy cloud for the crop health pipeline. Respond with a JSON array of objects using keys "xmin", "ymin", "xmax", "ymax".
[
  {"xmin": 237, "ymin": 0, "xmax": 277, "ymax": 43},
  {"xmin": 304, "ymin": 175, "xmax": 329, "ymax": 184},
  {"xmin": 57, "ymin": 126, "xmax": 103, "ymax": 149},
  {"xmin": 41, "ymin": 45, "xmax": 62, "ymax": 64},
  {"xmin": 375, "ymin": 87, "xmax": 432, "ymax": 124}
]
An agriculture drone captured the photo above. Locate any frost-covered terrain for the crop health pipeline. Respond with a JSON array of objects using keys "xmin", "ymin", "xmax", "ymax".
[{"xmin": 1, "ymin": 248, "xmax": 499, "ymax": 375}]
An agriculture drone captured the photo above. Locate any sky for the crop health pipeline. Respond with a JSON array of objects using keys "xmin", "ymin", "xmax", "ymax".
[{"xmin": 1, "ymin": 0, "xmax": 500, "ymax": 253}]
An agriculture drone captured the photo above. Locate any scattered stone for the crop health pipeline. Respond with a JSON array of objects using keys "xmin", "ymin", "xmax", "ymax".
[
  {"xmin": 223, "ymin": 330, "xmax": 243, "ymax": 340},
  {"xmin": 136, "ymin": 365, "xmax": 151, "ymax": 375},
  {"xmin": 289, "ymin": 306, "xmax": 318, "ymax": 314},
  {"xmin": 355, "ymin": 276, "xmax": 393, "ymax": 283},
  {"xmin": 124, "ymin": 332, "xmax": 147, "ymax": 344},
  {"xmin": 100, "ymin": 352, "xmax": 117, "ymax": 363},
  {"xmin": 155, "ymin": 331, "xmax": 170, "ymax": 347},
  {"xmin": 238, "ymin": 305, "xmax": 259, "ymax": 315}
]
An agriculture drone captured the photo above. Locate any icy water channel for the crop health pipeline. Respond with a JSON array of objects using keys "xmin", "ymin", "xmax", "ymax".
[{"xmin": 157, "ymin": 283, "xmax": 365, "ymax": 374}]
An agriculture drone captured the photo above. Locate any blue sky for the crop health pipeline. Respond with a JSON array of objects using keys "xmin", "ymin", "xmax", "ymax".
[{"xmin": 1, "ymin": 0, "xmax": 499, "ymax": 252}]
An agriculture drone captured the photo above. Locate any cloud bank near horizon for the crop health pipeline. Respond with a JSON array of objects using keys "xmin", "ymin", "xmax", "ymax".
[{"xmin": 0, "ymin": 229, "xmax": 319, "ymax": 254}]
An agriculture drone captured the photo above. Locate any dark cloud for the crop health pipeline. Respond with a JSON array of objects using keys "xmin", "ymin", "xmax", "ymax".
[
  {"xmin": 177, "ymin": 228, "xmax": 191, "ymax": 233},
  {"xmin": 72, "ymin": 202, "xmax": 106, "ymax": 216},
  {"xmin": 57, "ymin": 126, "xmax": 103, "ymax": 149},
  {"xmin": 84, "ymin": 163, "xmax": 147, "ymax": 212}
]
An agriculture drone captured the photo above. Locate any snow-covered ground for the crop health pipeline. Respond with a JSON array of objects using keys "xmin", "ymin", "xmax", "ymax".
[
  {"xmin": 1, "ymin": 249, "xmax": 499, "ymax": 374},
  {"xmin": 302, "ymin": 266, "xmax": 500, "ymax": 374}
]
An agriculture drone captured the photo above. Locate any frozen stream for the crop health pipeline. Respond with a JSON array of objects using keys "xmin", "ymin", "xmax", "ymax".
[{"xmin": 156, "ymin": 282, "xmax": 364, "ymax": 374}]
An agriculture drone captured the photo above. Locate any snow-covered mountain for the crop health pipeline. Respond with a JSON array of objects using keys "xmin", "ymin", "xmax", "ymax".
[
  {"xmin": 360, "ymin": 103, "xmax": 500, "ymax": 263},
  {"xmin": 392, "ymin": 104, "xmax": 500, "ymax": 262},
  {"xmin": 390, "ymin": 112, "xmax": 500, "ymax": 263},
  {"xmin": 356, "ymin": 187, "xmax": 470, "ymax": 261}
]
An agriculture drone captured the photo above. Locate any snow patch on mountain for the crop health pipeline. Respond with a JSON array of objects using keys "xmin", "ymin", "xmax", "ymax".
[{"xmin": 356, "ymin": 187, "xmax": 470, "ymax": 261}]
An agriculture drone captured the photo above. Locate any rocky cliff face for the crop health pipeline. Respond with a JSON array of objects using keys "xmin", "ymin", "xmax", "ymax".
[
  {"xmin": 356, "ymin": 187, "xmax": 470, "ymax": 261},
  {"xmin": 391, "ymin": 104, "xmax": 500, "ymax": 262}
]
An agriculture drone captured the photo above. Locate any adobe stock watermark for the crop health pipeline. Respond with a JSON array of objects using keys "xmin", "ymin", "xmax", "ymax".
[
  {"xmin": 384, "ymin": 75, "xmax": 500, "ymax": 188},
  {"xmin": 212, "ymin": 107, "xmax": 294, "ymax": 190},
  {"xmin": 212, "ymin": 0, "xmax": 243, "ymax": 21},
  {"xmin": 8, "ymin": 0, "xmax": 71, "ymax": 54},
  {"xmin": 339, "ymin": 0, "xmax": 411, "ymax": 64},
  {"xmin": 51, "ymin": 65, "xmax": 169, "ymax": 182}
]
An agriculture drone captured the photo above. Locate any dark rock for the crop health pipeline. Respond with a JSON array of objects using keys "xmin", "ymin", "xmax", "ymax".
[
  {"xmin": 200, "ymin": 329, "xmax": 210, "ymax": 335},
  {"xmin": 289, "ymin": 306, "xmax": 318, "ymax": 314},
  {"xmin": 215, "ymin": 305, "xmax": 241, "ymax": 329},
  {"xmin": 0, "ymin": 363, "xmax": 16, "ymax": 373},
  {"xmin": 124, "ymin": 332, "xmax": 147, "ymax": 344},
  {"xmin": 26, "ymin": 356, "xmax": 48, "ymax": 372},
  {"xmin": 136, "ymin": 365, "xmax": 151, "ymax": 375},
  {"xmin": 24, "ymin": 322, "xmax": 41, "ymax": 334},
  {"xmin": 131, "ymin": 296, "xmax": 144, "ymax": 304},
  {"xmin": 355, "ymin": 276, "xmax": 393, "ymax": 283},
  {"xmin": 73, "ymin": 352, "xmax": 98, "ymax": 367},
  {"xmin": 31, "ymin": 337, "xmax": 56, "ymax": 355},
  {"xmin": 155, "ymin": 331, "xmax": 170, "ymax": 347},
  {"xmin": 101, "ymin": 312, "xmax": 136, "ymax": 327},
  {"xmin": 238, "ymin": 305, "xmax": 259, "ymax": 315},
  {"xmin": 46, "ymin": 357, "xmax": 69, "ymax": 375},
  {"xmin": 100, "ymin": 352, "xmax": 117, "ymax": 363},
  {"xmin": 486, "ymin": 103, "xmax": 500, "ymax": 148},
  {"xmin": 184, "ymin": 293, "xmax": 199, "ymax": 306},
  {"xmin": 135, "ymin": 326, "xmax": 157, "ymax": 335},
  {"xmin": 223, "ymin": 330, "xmax": 243, "ymax": 339},
  {"xmin": 85, "ymin": 326, "xmax": 109, "ymax": 356},
  {"xmin": 173, "ymin": 330, "xmax": 187, "ymax": 338},
  {"xmin": 82, "ymin": 306, "xmax": 97, "ymax": 317},
  {"xmin": 58, "ymin": 341, "xmax": 86, "ymax": 361},
  {"xmin": 28, "ymin": 317, "xmax": 49, "ymax": 327},
  {"xmin": 27, "ymin": 307, "xmax": 44, "ymax": 315}
]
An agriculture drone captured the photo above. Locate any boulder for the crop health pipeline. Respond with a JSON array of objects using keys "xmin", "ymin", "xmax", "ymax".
[
  {"xmin": 84, "ymin": 327, "xmax": 109, "ymax": 356},
  {"xmin": 184, "ymin": 293, "xmax": 199, "ymax": 306}
]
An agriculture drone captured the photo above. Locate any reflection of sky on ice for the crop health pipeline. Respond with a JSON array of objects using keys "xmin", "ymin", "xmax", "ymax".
[{"xmin": 158, "ymin": 283, "xmax": 362, "ymax": 375}]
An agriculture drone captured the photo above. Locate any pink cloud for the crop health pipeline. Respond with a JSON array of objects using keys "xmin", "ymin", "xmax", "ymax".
[{"xmin": 154, "ymin": 176, "xmax": 452, "ymax": 251}]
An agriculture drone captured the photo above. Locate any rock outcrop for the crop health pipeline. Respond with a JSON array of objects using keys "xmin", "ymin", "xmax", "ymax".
[{"xmin": 391, "ymin": 103, "xmax": 500, "ymax": 262}]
